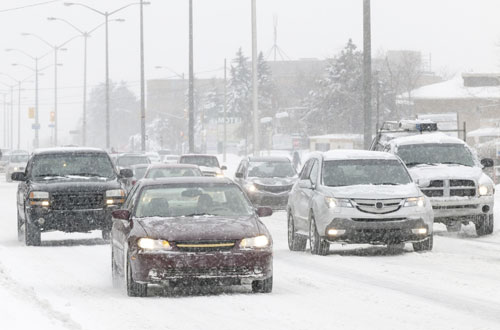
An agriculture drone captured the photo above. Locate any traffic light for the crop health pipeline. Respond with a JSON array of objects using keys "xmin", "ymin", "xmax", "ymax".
[
  {"xmin": 28, "ymin": 107, "xmax": 35, "ymax": 119},
  {"xmin": 50, "ymin": 111, "xmax": 55, "ymax": 122}
]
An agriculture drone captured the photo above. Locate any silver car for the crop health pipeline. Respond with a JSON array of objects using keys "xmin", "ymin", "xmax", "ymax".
[{"xmin": 287, "ymin": 150, "xmax": 434, "ymax": 255}]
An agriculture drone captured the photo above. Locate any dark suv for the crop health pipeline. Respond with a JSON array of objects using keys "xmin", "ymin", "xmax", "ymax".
[{"xmin": 12, "ymin": 148, "xmax": 133, "ymax": 246}]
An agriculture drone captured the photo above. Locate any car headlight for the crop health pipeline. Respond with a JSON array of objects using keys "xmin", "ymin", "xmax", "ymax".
[
  {"xmin": 137, "ymin": 238, "xmax": 172, "ymax": 251},
  {"xmin": 29, "ymin": 191, "xmax": 50, "ymax": 207},
  {"xmin": 478, "ymin": 185, "xmax": 493, "ymax": 196},
  {"xmin": 240, "ymin": 235, "xmax": 270, "ymax": 249},
  {"xmin": 325, "ymin": 197, "xmax": 353, "ymax": 209},
  {"xmin": 245, "ymin": 183, "xmax": 257, "ymax": 193},
  {"xmin": 106, "ymin": 189, "xmax": 126, "ymax": 205},
  {"xmin": 404, "ymin": 196, "xmax": 425, "ymax": 208}
]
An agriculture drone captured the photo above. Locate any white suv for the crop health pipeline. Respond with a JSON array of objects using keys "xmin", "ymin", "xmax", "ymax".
[
  {"xmin": 380, "ymin": 132, "xmax": 495, "ymax": 235},
  {"xmin": 287, "ymin": 150, "xmax": 434, "ymax": 255}
]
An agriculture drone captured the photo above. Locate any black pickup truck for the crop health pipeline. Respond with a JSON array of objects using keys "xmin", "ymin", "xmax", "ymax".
[{"xmin": 12, "ymin": 147, "xmax": 133, "ymax": 246}]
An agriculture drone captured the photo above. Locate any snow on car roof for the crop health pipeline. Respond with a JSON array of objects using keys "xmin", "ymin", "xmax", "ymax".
[
  {"xmin": 322, "ymin": 149, "xmax": 397, "ymax": 160},
  {"xmin": 33, "ymin": 147, "xmax": 106, "ymax": 155},
  {"xmin": 389, "ymin": 132, "xmax": 466, "ymax": 146}
]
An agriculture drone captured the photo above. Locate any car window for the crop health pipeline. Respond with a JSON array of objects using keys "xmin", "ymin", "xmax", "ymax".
[
  {"xmin": 180, "ymin": 156, "xmax": 220, "ymax": 168},
  {"xmin": 247, "ymin": 161, "xmax": 296, "ymax": 178},
  {"xmin": 116, "ymin": 156, "xmax": 151, "ymax": 167},
  {"xmin": 31, "ymin": 153, "xmax": 116, "ymax": 179},
  {"xmin": 145, "ymin": 167, "xmax": 202, "ymax": 179},
  {"xmin": 309, "ymin": 160, "xmax": 319, "ymax": 184},
  {"xmin": 299, "ymin": 159, "xmax": 313, "ymax": 180},
  {"xmin": 396, "ymin": 143, "xmax": 475, "ymax": 167}
]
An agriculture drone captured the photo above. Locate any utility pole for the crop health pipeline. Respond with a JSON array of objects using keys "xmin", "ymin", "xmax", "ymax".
[
  {"xmin": 17, "ymin": 81, "xmax": 21, "ymax": 150},
  {"xmin": 35, "ymin": 58, "xmax": 39, "ymax": 148},
  {"xmin": 105, "ymin": 13, "xmax": 110, "ymax": 149},
  {"xmin": 363, "ymin": 0, "xmax": 372, "ymax": 150},
  {"xmin": 10, "ymin": 86, "xmax": 14, "ymax": 149},
  {"xmin": 251, "ymin": 0, "xmax": 259, "ymax": 156},
  {"xmin": 140, "ymin": 0, "xmax": 146, "ymax": 152},
  {"xmin": 223, "ymin": 58, "xmax": 227, "ymax": 162},
  {"xmin": 188, "ymin": 0, "xmax": 195, "ymax": 153},
  {"xmin": 54, "ymin": 48, "xmax": 58, "ymax": 146}
]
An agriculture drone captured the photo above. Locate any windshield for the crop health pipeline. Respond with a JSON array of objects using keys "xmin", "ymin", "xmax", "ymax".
[
  {"xmin": 116, "ymin": 156, "xmax": 150, "ymax": 167},
  {"xmin": 396, "ymin": 143, "xmax": 475, "ymax": 167},
  {"xmin": 248, "ymin": 161, "xmax": 296, "ymax": 178},
  {"xmin": 180, "ymin": 156, "xmax": 220, "ymax": 168},
  {"xmin": 31, "ymin": 153, "xmax": 116, "ymax": 179},
  {"xmin": 10, "ymin": 154, "xmax": 29, "ymax": 163},
  {"xmin": 135, "ymin": 183, "xmax": 254, "ymax": 218},
  {"xmin": 145, "ymin": 167, "xmax": 202, "ymax": 179},
  {"xmin": 323, "ymin": 159, "xmax": 412, "ymax": 187}
]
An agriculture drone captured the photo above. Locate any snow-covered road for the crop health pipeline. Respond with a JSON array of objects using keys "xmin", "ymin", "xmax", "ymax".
[{"xmin": 1, "ymin": 178, "xmax": 500, "ymax": 330}]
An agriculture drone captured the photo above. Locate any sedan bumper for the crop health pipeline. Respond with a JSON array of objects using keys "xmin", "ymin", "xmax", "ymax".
[{"xmin": 130, "ymin": 249, "xmax": 273, "ymax": 285}]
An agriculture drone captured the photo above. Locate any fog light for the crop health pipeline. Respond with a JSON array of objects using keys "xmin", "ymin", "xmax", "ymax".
[
  {"xmin": 41, "ymin": 200, "xmax": 50, "ymax": 207},
  {"xmin": 411, "ymin": 228, "xmax": 427, "ymax": 235},
  {"xmin": 327, "ymin": 228, "xmax": 346, "ymax": 236},
  {"xmin": 37, "ymin": 218, "xmax": 45, "ymax": 225},
  {"xmin": 482, "ymin": 205, "xmax": 490, "ymax": 213},
  {"xmin": 254, "ymin": 266, "xmax": 263, "ymax": 274},
  {"xmin": 106, "ymin": 199, "xmax": 115, "ymax": 205}
]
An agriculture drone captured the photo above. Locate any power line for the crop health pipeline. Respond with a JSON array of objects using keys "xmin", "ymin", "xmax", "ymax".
[{"xmin": 0, "ymin": 0, "xmax": 61, "ymax": 13}]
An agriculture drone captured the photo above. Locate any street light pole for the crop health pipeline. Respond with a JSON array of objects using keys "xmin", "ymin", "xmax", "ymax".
[
  {"xmin": 188, "ymin": 0, "xmax": 195, "ymax": 153},
  {"xmin": 223, "ymin": 58, "xmax": 227, "ymax": 162},
  {"xmin": 251, "ymin": 0, "xmax": 259, "ymax": 156},
  {"xmin": 363, "ymin": 0, "xmax": 372, "ymax": 150},
  {"xmin": 140, "ymin": 0, "xmax": 146, "ymax": 152}
]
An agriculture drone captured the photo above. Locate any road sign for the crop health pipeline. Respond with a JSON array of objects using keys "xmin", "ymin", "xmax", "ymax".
[
  {"xmin": 31, "ymin": 123, "xmax": 40, "ymax": 130},
  {"xmin": 28, "ymin": 107, "xmax": 35, "ymax": 119}
]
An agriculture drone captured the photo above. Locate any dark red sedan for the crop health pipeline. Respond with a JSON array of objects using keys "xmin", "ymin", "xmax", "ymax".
[{"xmin": 111, "ymin": 177, "xmax": 273, "ymax": 297}]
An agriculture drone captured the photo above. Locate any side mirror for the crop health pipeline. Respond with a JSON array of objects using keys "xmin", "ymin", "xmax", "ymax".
[
  {"xmin": 235, "ymin": 172, "xmax": 244, "ymax": 178},
  {"xmin": 256, "ymin": 206, "xmax": 273, "ymax": 217},
  {"xmin": 120, "ymin": 168, "xmax": 134, "ymax": 178},
  {"xmin": 112, "ymin": 209, "xmax": 130, "ymax": 220},
  {"xmin": 481, "ymin": 158, "xmax": 494, "ymax": 168},
  {"xmin": 221, "ymin": 165, "xmax": 228, "ymax": 171},
  {"xmin": 417, "ymin": 179, "xmax": 431, "ymax": 188},
  {"xmin": 11, "ymin": 172, "xmax": 26, "ymax": 182},
  {"xmin": 298, "ymin": 179, "xmax": 313, "ymax": 189}
]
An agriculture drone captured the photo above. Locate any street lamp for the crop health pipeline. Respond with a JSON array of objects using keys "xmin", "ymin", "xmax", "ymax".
[
  {"xmin": 5, "ymin": 48, "xmax": 51, "ymax": 149},
  {"xmin": 64, "ymin": 1, "xmax": 150, "ymax": 151},
  {"xmin": 47, "ymin": 17, "xmax": 125, "ymax": 147}
]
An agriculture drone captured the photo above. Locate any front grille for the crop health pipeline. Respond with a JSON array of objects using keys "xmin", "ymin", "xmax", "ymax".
[
  {"xmin": 202, "ymin": 172, "xmax": 217, "ymax": 177},
  {"xmin": 421, "ymin": 179, "xmax": 476, "ymax": 198},
  {"xmin": 51, "ymin": 192, "xmax": 104, "ymax": 210},
  {"xmin": 157, "ymin": 266, "xmax": 255, "ymax": 278},
  {"xmin": 174, "ymin": 240, "xmax": 235, "ymax": 252},
  {"xmin": 254, "ymin": 183, "xmax": 293, "ymax": 193},
  {"xmin": 351, "ymin": 218, "xmax": 406, "ymax": 222},
  {"xmin": 353, "ymin": 199, "xmax": 403, "ymax": 214},
  {"xmin": 351, "ymin": 228, "xmax": 405, "ymax": 243}
]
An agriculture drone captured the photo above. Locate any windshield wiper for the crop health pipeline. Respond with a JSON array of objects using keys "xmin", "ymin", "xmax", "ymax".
[
  {"xmin": 184, "ymin": 212, "xmax": 216, "ymax": 217},
  {"xmin": 35, "ymin": 174, "xmax": 65, "ymax": 179},
  {"xmin": 68, "ymin": 173, "xmax": 108, "ymax": 177},
  {"xmin": 437, "ymin": 162, "xmax": 472, "ymax": 167},
  {"xmin": 373, "ymin": 182, "xmax": 399, "ymax": 185}
]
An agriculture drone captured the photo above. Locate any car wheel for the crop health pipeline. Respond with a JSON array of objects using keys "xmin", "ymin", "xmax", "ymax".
[
  {"xmin": 287, "ymin": 211, "xmax": 306, "ymax": 251},
  {"xmin": 126, "ymin": 254, "xmax": 147, "ymax": 297},
  {"xmin": 412, "ymin": 235, "xmax": 433, "ymax": 252},
  {"xmin": 309, "ymin": 215, "xmax": 329, "ymax": 256},
  {"xmin": 102, "ymin": 229, "xmax": 111, "ymax": 241},
  {"xmin": 17, "ymin": 211, "xmax": 24, "ymax": 242},
  {"xmin": 252, "ymin": 276, "xmax": 273, "ymax": 293},
  {"xmin": 25, "ymin": 220, "xmax": 41, "ymax": 246},
  {"xmin": 446, "ymin": 222, "xmax": 461, "ymax": 232},
  {"xmin": 476, "ymin": 215, "xmax": 494, "ymax": 236}
]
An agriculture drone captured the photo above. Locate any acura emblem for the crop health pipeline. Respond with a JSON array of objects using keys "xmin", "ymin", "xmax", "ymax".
[{"xmin": 375, "ymin": 202, "xmax": 383, "ymax": 209}]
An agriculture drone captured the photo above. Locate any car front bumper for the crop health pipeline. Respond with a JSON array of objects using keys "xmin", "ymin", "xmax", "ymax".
[
  {"xmin": 130, "ymin": 249, "xmax": 273, "ymax": 285},
  {"xmin": 27, "ymin": 206, "xmax": 118, "ymax": 233},
  {"xmin": 429, "ymin": 195, "xmax": 494, "ymax": 224}
]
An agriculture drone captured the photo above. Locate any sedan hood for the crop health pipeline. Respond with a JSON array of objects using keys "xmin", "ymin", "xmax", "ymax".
[
  {"xmin": 136, "ymin": 215, "xmax": 262, "ymax": 241},
  {"xmin": 408, "ymin": 164, "xmax": 482, "ymax": 182},
  {"xmin": 323, "ymin": 183, "xmax": 419, "ymax": 199}
]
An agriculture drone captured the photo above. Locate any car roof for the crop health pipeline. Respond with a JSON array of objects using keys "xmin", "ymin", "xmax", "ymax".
[
  {"xmin": 248, "ymin": 156, "xmax": 291, "ymax": 162},
  {"xmin": 180, "ymin": 154, "xmax": 217, "ymax": 158},
  {"xmin": 138, "ymin": 177, "xmax": 234, "ymax": 186},
  {"xmin": 389, "ymin": 132, "xmax": 466, "ymax": 147},
  {"xmin": 33, "ymin": 147, "xmax": 106, "ymax": 155},
  {"xmin": 148, "ymin": 163, "xmax": 200, "ymax": 169},
  {"xmin": 321, "ymin": 149, "xmax": 398, "ymax": 161}
]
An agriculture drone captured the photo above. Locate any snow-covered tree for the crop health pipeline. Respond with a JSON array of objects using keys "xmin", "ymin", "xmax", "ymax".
[{"xmin": 258, "ymin": 52, "xmax": 275, "ymax": 119}]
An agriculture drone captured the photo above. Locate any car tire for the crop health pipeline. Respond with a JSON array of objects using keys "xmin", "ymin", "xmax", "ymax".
[
  {"xmin": 252, "ymin": 276, "xmax": 273, "ymax": 293},
  {"xmin": 126, "ymin": 255, "xmax": 147, "ymax": 297},
  {"xmin": 412, "ymin": 235, "xmax": 433, "ymax": 252},
  {"xmin": 17, "ymin": 211, "xmax": 24, "ymax": 242},
  {"xmin": 476, "ymin": 215, "xmax": 494, "ymax": 236},
  {"xmin": 102, "ymin": 229, "xmax": 111, "ymax": 241},
  {"xmin": 25, "ymin": 219, "xmax": 41, "ymax": 246},
  {"xmin": 309, "ymin": 215, "xmax": 329, "ymax": 256},
  {"xmin": 287, "ymin": 211, "xmax": 306, "ymax": 251},
  {"xmin": 446, "ymin": 222, "xmax": 461, "ymax": 232}
]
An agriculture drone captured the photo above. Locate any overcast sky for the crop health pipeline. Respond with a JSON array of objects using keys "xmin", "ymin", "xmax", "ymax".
[{"xmin": 1, "ymin": 0, "xmax": 500, "ymax": 149}]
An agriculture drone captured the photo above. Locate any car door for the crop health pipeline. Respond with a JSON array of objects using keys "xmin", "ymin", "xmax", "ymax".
[
  {"xmin": 112, "ymin": 184, "xmax": 139, "ymax": 273},
  {"xmin": 292, "ymin": 159, "xmax": 315, "ymax": 232}
]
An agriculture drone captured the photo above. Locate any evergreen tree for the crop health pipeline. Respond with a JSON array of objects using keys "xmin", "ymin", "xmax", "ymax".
[{"xmin": 257, "ymin": 52, "xmax": 275, "ymax": 119}]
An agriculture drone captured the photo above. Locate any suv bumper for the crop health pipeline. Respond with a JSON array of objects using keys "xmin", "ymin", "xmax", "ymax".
[
  {"xmin": 27, "ymin": 206, "xmax": 117, "ymax": 233},
  {"xmin": 430, "ymin": 196, "xmax": 494, "ymax": 224}
]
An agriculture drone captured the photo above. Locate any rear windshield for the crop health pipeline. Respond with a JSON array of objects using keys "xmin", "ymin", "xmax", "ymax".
[
  {"xmin": 322, "ymin": 159, "xmax": 411, "ymax": 187},
  {"xmin": 145, "ymin": 167, "xmax": 202, "ymax": 179},
  {"xmin": 180, "ymin": 156, "xmax": 220, "ymax": 168},
  {"xmin": 116, "ymin": 156, "xmax": 150, "ymax": 167},
  {"xmin": 31, "ymin": 153, "xmax": 116, "ymax": 179}
]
